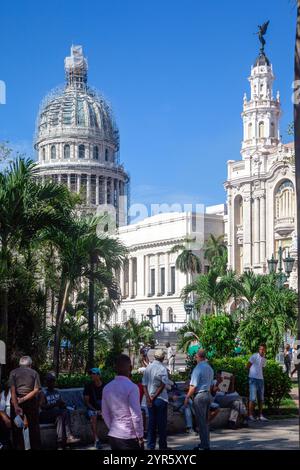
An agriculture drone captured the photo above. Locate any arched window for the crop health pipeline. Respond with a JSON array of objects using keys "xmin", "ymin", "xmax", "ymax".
[
  {"xmin": 105, "ymin": 148, "xmax": 109, "ymax": 161},
  {"xmin": 130, "ymin": 309, "xmax": 136, "ymax": 320},
  {"xmin": 258, "ymin": 121, "xmax": 265, "ymax": 138},
  {"xmin": 122, "ymin": 310, "xmax": 127, "ymax": 323},
  {"xmin": 64, "ymin": 144, "xmax": 70, "ymax": 159},
  {"xmin": 93, "ymin": 146, "xmax": 99, "ymax": 160},
  {"xmin": 270, "ymin": 122, "xmax": 275, "ymax": 138},
  {"xmin": 275, "ymin": 180, "xmax": 295, "ymax": 220},
  {"xmin": 167, "ymin": 308, "xmax": 174, "ymax": 323},
  {"xmin": 51, "ymin": 145, "xmax": 56, "ymax": 160},
  {"xmin": 79, "ymin": 144, "xmax": 85, "ymax": 159},
  {"xmin": 42, "ymin": 148, "xmax": 45, "ymax": 161},
  {"xmin": 248, "ymin": 123, "xmax": 252, "ymax": 139}
]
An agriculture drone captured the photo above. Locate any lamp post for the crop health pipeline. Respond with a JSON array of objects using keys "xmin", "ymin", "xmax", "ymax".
[
  {"xmin": 184, "ymin": 302, "xmax": 194, "ymax": 321},
  {"xmin": 267, "ymin": 246, "xmax": 295, "ymax": 288}
]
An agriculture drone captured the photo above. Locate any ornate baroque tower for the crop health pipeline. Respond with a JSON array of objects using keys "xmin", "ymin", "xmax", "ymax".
[
  {"xmin": 34, "ymin": 45, "xmax": 129, "ymax": 226},
  {"xmin": 225, "ymin": 39, "xmax": 295, "ymax": 277}
]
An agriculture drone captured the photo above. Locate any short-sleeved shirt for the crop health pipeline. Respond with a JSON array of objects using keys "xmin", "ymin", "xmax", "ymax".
[
  {"xmin": 248, "ymin": 353, "xmax": 266, "ymax": 380},
  {"xmin": 190, "ymin": 361, "xmax": 214, "ymax": 393},
  {"xmin": 8, "ymin": 367, "xmax": 41, "ymax": 397},
  {"xmin": 83, "ymin": 381, "xmax": 105, "ymax": 410},
  {"xmin": 43, "ymin": 388, "xmax": 62, "ymax": 407},
  {"xmin": 142, "ymin": 360, "xmax": 169, "ymax": 402}
]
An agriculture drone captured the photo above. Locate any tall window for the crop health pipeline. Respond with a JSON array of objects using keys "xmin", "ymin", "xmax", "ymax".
[
  {"xmin": 270, "ymin": 122, "xmax": 275, "ymax": 138},
  {"xmin": 160, "ymin": 267, "xmax": 165, "ymax": 295},
  {"xmin": 248, "ymin": 123, "xmax": 252, "ymax": 139},
  {"xmin": 275, "ymin": 180, "xmax": 295, "ymax": 220},
  {"xmin": 105, "ymin": 148, "xmax": 109, "ymax": 161},
  {"xmin": 93, "ymin": 146, "xmax": 99, "ymax": 160},
  {"xmin": 170, "ymin": 266, "xmax": 175, "ymax": 294},
  {"xmin": 258, "ymin": 121, "xmax": 265, "ymax": 138},
  {"xmin": 150, "ymin": 269, "xmax": 155, "ymax": 296},
  {"xmin": 79, "ymin": 144, "xmax": 85, "ymax": 159},
  {"xmin": 91, "ymin": 175, "xmax": 96, "ymax": 204},
  {"xmin": 51, "ymin": 145, "xmax": 56, "ymax": 160},
  {"xmin": 64, "ymin": 144, "xmax": 70, "ymax": 159},
  {"xmin": 42, "ymin": 148, "xmax": 46, "ymax": 161}
]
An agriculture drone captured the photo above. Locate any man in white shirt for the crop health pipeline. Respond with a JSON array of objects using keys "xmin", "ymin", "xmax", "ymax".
[
  {"xmin": 247, "ymin": 344, "xmax": 267, "ymax": 422},
  {"xmin": 165, "ymin": 342, "xmax": 175, "ymax": 374}
]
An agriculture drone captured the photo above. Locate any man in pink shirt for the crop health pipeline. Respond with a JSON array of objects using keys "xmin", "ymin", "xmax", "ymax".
[{"xmin": 102, "ymin": 354, "xmax": 144, "ymax": 450}]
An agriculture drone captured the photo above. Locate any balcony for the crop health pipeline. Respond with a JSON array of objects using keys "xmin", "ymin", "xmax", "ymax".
[{"xmin": 274, "ymin": 217, "xmax": 295, "ymax": 237}]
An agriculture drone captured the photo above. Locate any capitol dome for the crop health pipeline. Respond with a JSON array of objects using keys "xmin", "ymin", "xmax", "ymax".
[{"xmin": 34, "ymin": 45, "xmax": 129, "ymax": 226}]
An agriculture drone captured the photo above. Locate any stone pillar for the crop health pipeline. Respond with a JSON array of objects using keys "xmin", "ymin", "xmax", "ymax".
[
  {"xmin": 136, "ymin": 255, "xmax": 144, "ymax": 297},
  {"xmin": 156, "ymin": 254, "xmax": 160, "ymax": 295},
  {"xmin": 243, "ymin": 194, "xmax": 252, "ymax": 270},
  {"xmin": 67, "ymin": 174, "xmax": 71, "ymax": 190},
  {"xmin": 129, "ymin": 257, "xmax": 133, "ymax": 298},
  {"xmin": 77, "ymin": 174, "xmax": 81, "ymax": 193},
  {"xmin": 86, "ymin": 174, "xmax": 91, "ymax": 205},
  {"xmin": 253, "ymin": 196, "xmax": 260, "ymax": 266},
  {"xmin": 58, "ymin": 174, "xmax": 61, "ymax": 184},
  {"xmin": 145, "ymin": 255, "xmax": 149, "ymax": 296},
  {"xmin": 120, "ymin": 265, "xmax": 124, "ymax": 298},
  {"xmin": 165, "ymin": 252, "xmax": 169, "ymax": 295},
  {"xmin": 259, "ymin": 194, "xmax": 266, "ymax": 265},
  {"xmin": 96, "ymin": 176, "xmax": 100, "ymax": 205},
  {"xmin": 103, "ymin": 177, "xmax": 108, "ymax": 204}
]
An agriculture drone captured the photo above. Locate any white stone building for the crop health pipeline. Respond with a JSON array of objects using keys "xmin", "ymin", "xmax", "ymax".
[
  {"xmin": 34, "ymin": 45, "xmax": 129, "ymax": 226},
  {"xmin": 115, "ymin": 209, "xmax": 225, "ymax": 331},
  {"xmin": 224, "ymin": 49, "xmax": 297, "ymax": 285}
]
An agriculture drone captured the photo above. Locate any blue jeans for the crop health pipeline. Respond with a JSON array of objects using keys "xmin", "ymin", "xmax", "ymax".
[
  {"xmin": 147, "ymin": 398, "xmax": 168, "ymax": 450},
  {"xmin": 176, "ymin": 401, "xmax": 193, "ymax": 429},
  {"xmin": 249, "ymin": 378, "xmax": 264, "ymax": 403}
]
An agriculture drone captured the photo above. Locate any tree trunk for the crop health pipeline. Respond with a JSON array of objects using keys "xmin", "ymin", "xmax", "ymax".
[
  {"xmin": 294, "ymin": 0, "xmax": 300, "ymax": 446},
  {"xmin": 0, "ymin": 240, "xmax": 9, "ymax": 348},
  {"xmin": 88, "ymin": 259, "xmax": 95, "ymax": 369},
  {"xmin": 53, "ymin": 277, "xmax": 71, "ymax": 376}
]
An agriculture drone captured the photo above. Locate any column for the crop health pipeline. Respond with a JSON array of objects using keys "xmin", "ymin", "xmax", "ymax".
[
  {"xmin": 136, "ymin": 254, "xmax": 144, "ymax": 297},
  {"xmin": 145, "ymin": 254, "xmax": 149, "ymax": 296},
  {"xmin": 87, "ymin": 174, "xmax": 91, "ymax": 205},
  {"xmin": 259, "ymin": 194, "xmax": 266, "ymax": 264},
  {"xmin": 253, "ymin": 196, "xmax": 260, "ymax": 266},
  {"xmin": 165, "ymin": 252, "xmax": 169, "ymax": 295},
  {"xmin": 155, "ymin": 254, "xmax": 160, "ymax": 295},
  {"xmin": 77, "ymin": 174, "xmax": 80, "ymax": 193},
  {"xmin": 67, "ymin": 174, "xmax": 71, "ymax": 190},
  {"xmin": 129, "ymin": 258, "xmax": 133, "ymax": 298},
  {"xmin": 243, "ymin": 194, "xmax": 252, "ymax": 269},
  {"xmin": 103, "ymin": 177, "xmax": 108, "ymax": 204},
  {"xmin": 58, "ymin": 174, "xmax": 61, "ymax": 184},
  {"xmin": 96, "ymin": 176, "xmax": 99, "ymax": 205},
  {"xmin": 120, "ymin": 265, "xmax": 124, "ymax": 298}
]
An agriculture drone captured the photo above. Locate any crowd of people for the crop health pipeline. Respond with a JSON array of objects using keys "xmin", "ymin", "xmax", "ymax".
[{"xmin": 0, "ymin": 343, "xmax": 269, "ymax": 451}]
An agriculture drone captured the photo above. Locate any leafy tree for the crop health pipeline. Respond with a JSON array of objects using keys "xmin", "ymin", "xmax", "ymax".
[
  {"xmin": 170, "ymin": 238, "xmax": 201, "ymax": 275},
  {"xmin": 125, "ymin": 318, "xmax": 154, "ymax": 368}
]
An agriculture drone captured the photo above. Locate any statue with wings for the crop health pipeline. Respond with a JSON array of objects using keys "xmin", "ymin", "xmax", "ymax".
[{"xmin": 257, "ymin": 21, "xmax": 270, "ymax": 52}]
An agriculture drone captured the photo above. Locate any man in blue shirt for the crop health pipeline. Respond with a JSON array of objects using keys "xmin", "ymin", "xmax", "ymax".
[{"xmin": 184, "ymin": 349, "xmax": 214, "ymax": 450}]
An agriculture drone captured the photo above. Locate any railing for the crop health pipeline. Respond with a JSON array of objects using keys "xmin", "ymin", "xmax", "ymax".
[{"xmin": 159, "ymin": 322, "xmax": 186, "ymax": 332}]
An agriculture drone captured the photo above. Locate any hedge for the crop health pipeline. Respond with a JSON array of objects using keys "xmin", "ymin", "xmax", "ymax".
[{"xmin": 50, "ymin": 357, "xmax": 291, "ymax": 411}]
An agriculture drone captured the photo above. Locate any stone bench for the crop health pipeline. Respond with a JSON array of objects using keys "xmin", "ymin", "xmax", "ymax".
[{"xmin": 39, "ymin": 386, "xmax": 234, "ymax": 448}]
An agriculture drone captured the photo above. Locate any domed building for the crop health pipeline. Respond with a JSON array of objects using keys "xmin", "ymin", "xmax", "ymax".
[{"xmin": 34, "ymin": 45, "xmax": 129, "ymax": 226}]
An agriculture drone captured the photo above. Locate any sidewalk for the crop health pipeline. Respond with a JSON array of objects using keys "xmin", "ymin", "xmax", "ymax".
[{"xmin": 76, "ymin": 418, "xmax": 299, "ymax": 450}]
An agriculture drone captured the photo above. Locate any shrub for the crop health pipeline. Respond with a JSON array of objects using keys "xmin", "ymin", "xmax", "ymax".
[{"xmin": 185, "ymin": 355, "xmax": 292, "ymax": 410}]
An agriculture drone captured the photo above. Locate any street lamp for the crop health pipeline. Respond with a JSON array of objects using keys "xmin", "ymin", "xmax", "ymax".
[
  {"xmin": 184, "ymin": 302, "xmax": 194, "ymax": 321},
  {"xmin": 267, "ymin": 246, "xmax": 295, "ymax": 287}
]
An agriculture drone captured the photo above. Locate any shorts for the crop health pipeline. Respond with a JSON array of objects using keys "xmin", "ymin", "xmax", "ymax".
[
  {"xmin": 87, "ymin": 409, "xmax": 100, "ymax": 418},
  {"xmin": 249, "ymin": 378, "xmax": 264, "ymax": 403}
]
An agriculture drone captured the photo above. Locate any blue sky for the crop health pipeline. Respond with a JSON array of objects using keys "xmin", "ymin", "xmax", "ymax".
[{"xmin": 0, "ymin": 0, "xmax": 296, "ymax": 209}]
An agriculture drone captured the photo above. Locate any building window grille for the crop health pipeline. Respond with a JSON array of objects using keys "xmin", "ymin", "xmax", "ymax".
[
  {"xmin": 64, "ymin": 144, "xmax": 70, "ymax": 159},
  {"xmin": 51, "ymin": 145, "xmax": 56, "ymax": 159},
  {"xmin": 79, "ymin": 144, "xmax": 85, "ymax": 159}
]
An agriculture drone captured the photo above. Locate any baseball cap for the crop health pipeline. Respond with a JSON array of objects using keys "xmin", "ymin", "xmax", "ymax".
[{"xmin": 89, "ymin": 367, "xmax": 101, "ymax": 375}]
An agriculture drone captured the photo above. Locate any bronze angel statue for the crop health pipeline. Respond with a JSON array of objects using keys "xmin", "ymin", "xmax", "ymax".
[{"xmin": 257, "ymin": 21, "xmax": 270, "ymax": 52}]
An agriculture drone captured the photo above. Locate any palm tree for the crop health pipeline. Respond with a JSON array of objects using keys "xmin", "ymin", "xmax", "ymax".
[
  {"xmin": 169, "ymin": 238, "xmax": 201, "ymax": 275},
  {"xmin": 181, "ymin": 269, "xmax": 234, "ymax": 315},
  {"xmin": 98, "ymin": 324, "xmax": 129, "ymax": 368},
  {"xmin": 125, "ymin": 318, "xmax": 154, "ymax": 368},
  {"xmin": 0, "ymin": 157, "xmax": 74, "ymax": 346},
  {"xmin": 49, "ymin": 215, "xmax": 127, "ymax": 375},
  {"xmin": 204, "ymin": 234, "xmax": 227, "ymax": 275}
]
